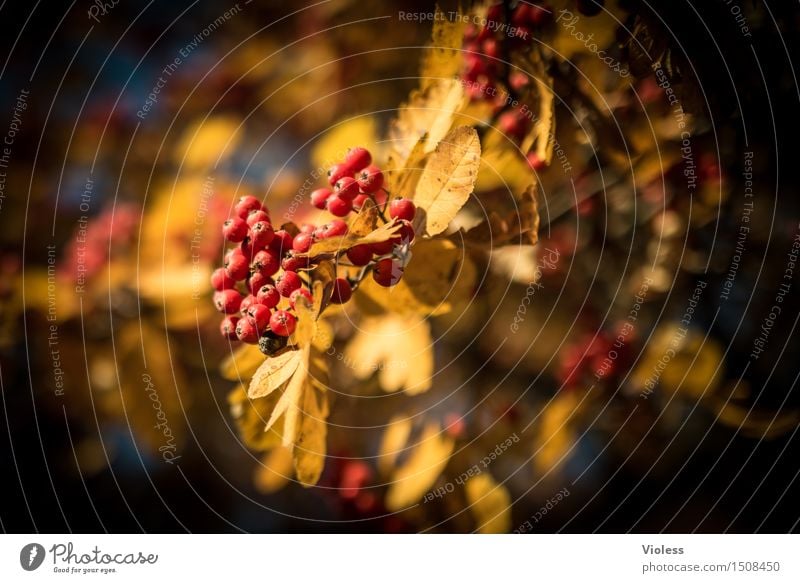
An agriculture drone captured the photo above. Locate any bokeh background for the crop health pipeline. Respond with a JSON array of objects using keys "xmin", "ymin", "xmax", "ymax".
[{"xmin": 1, "ymin": 0, "xmax": 800, "ymax": 533}]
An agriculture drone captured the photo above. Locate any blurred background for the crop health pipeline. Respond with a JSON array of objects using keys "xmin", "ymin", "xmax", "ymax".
[{"xmin": 1, "ymin": 0, "xmax": 800, "ymax": 533}]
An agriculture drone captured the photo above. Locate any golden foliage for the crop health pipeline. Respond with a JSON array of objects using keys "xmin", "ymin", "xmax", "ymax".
[
  {"xmin": 465, "ymin": 473, "xmax": 512, "ymax": 534},
  {"xmin": 419, "ymin": 6, "xmax": 466, "ymax": 89}
]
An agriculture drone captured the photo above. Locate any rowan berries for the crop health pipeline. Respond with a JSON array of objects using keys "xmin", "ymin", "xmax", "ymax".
[
  {"xmin": 344, "ymin": 147, "xmax": 371, "ymax": 173},
  {"xmin": 246, "ymin": 209, "xmax": 269, "ymax": 227},
  {"xmin": 346, "ymin": 244, "xmax": 372, "ymax": 266},
  {"xmin": 250, "ymin": 221, "xmax": 274, "ymax": 249},
  {"xmin": 275, "ymin": 271, "xmax": 302, "ymax": 297},
  {"xmin": 269, "ymin": 310, "xmax": 296, "ymax": 337},
  {"xmin": 235, "ymin": 318, "xmax": 259, "ymax": 343},
  {"xmin": 327, "ymin": 194, "xmax": 352, "ymax": 217},
  {"xmin": 269, "ymin": 230, "xmax": 294, "ymax": 256},
  {"xmin": 331, "ymin": 278, "xmax": 352, "ymax": 304},
  {"xmin": 220, "ymin": 315, "xmax": 239, "ymax": 339},
  {"xmin": 222, "ymin": 217, "xmax": 248, "ymax": 242},
  {"xmin": 289, "ymin": 287, "xmax": 313, "ymax": 309},
  {"xmin": 333, "ymin": 176, "xmax": 359, "ymax": 201},
  {"xmin": 292, "ymin": 232, "xmax": 314, "ymax": 253},
  {"xmin": 389, "ymin": 198, "xmax": 416, "ymax": 221},
  {"xmin": 281, "ymin": 251, "xmax": 309, "ymax": 273},
  {"xmin": 246, "ymin": 303, "xmax": 271, "ymax": 332},
  {"xmin": 252, "ymin": 249, "xmax": 280, "ymax": 277},
  {"xmin": 257, "ymin": 284, "xmax": 280, "ymax": 309},
  {"xmin": 327, "ymin": 163, "xmax": 351, "ymax": 186},
  {"xmin": 211, "ymin": 267, "xmax": 236, "ymax": 291},
  {"xmin": 311, "ymin": 188, "xmax": 332, "ymax": 210},
  {"xmin": 247, "ymin": 271, "xmax": 271, "ymax": 295},
  {"xmin": 235, "ymin": 195, "xmax": 262, "ymax": 219},
  {"xmin": 214, "ymin": 289, "xmax": 243, "ymax": 314},
  {"xmin": 373, "ymin": 258, "xmax": 403, "ymax": 287},
  {"xmin": 356, "ymin": 165, "xmax": 384, "ymax": 193},
  {"xmin": 224, "ymin": 249, "xmax": 249, "ymax": 281}
]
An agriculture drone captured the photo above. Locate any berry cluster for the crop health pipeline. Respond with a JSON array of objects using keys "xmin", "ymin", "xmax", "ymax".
[
  {"xmin": 212, "ymin": 147, "xmax": 418, "ymax": 351},
  {"xmin": 461, "ymin": 2, "xmax": 550, "ymax": 105}
]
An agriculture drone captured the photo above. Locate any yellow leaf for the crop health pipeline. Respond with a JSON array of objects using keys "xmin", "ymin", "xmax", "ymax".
[
  {"xmin": 476, "ymin": 145, "xmax": 533, "ymax": 194},
  {"xmin": 419, "ymin": 6, "xmax": 466, "ymax": 89},
  {"xmin": 248, "ymin": 350, "xmax": 302, "ymax": 399},
  {"xmin": 356, "ymin": 238, "xmax": 476, "ymax": 317},
  {"xmin": 311, "ymin": 116, "xmax": 378, "ymax": 172},
  {"xmin": 387, "ymin": 78, "xmax": 465, "ymax": 165},
  {"xmin": 386, "ymin": 422, "xmax": 454, "ymax": 511},
  {"xmin": 266, "ymin": 348, "xmax": 308, "ymax": 444},
  {"xmin": 254, "ymin": 447, "xmax": 294, "ymax": 494},
  {"xmin": 228, "ymin": 385, "xmax": 285, "ymax": 451},
  {"xmin": 414, "ymin": 126, "xmax": 481, "ymax": 236},
  {"xmin": 348, "ymin": 198, "xmax": 380, "ymax": 237},
  {"xmin": 465, "ymin": 473, "xmax": 512, "ymax": 534},
  {"xmin": 344, "ymin": 314, "xmax": 434, "ymax": 394},
  {"xmin": 301, "ymin": 219, "xmax": 401, "ymax": 259},
  {"xmin": 220, "ymin": 344, "xmax": 266, "ymax": 381},
  {"xmin": 293, "ymin": 384, "xmax": 329, "ymax": 487},
  {"xmin": 378, "ymin": 415, "xmax": 414, "ymax": 476},
  {"xmin": 533, "ymin": 390, "xmax": 581, "ymax": 474},
  {"xmin": 460, "ymin": 184, "xmax": 539, "ymax": 247}
]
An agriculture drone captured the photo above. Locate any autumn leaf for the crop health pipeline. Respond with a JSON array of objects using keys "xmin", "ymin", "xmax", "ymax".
[
  {"xmin": 220, "ymin": 344, "xmax": 267, "ymax": 381},
  {"xmin": 254, "ymin": 446, "xmax": 294, "ymax": 494},
  {"xmin": 356, "ymin": 238, "xmax": 476, "ymax": 317},
  {"xmin": 300, "ymin": 220, "xmax": 401, "ymax": 259},
  {"xmin": 533, "ymin": 390, "xmax": 583, "ymax": 474},
  {"xmin": 293, "ymin": 381, "xmax": 329, "ymax": 485},
  {"xmin": 459, "ymin": 184, "xmax": 540, "ymax": 248},
  {"xmin": 378, "ymin": 415, "xmax": 414, "ymax": 476},
  {"xmin": 385, "ymin": 422, "xmax": 455, "ymax": 511},
  {"xmin": 419, "ymin": 6, "xmax": 466, "ymax": 89},
  {"xmin": 413, "ymin": 126, "xmax": 481, "ymax": 236},
  {"xmin": 465, "ymin": 473, "xmax": 512, "ymax": 534},
  {"xmin": 344, "ymin": 314, "xmax": 434, "ymax": 395},
  {"xmin": 248, "ymin": 349, "xmax": 302, "ymax": 399}
]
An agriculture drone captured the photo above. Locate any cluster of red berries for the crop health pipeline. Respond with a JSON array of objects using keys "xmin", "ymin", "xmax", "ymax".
[
  {"xmin": 212, "ymin": 148, "xmax": 419, "ymax": 350},
  {"xmin": 462, "ymin": 3, "xmax": 550, "ymax": 102}
]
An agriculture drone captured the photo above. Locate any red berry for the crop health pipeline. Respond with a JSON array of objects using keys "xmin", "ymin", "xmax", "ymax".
[
  {"xmin": 222, "ymin": 217, "xmax": 248, "ymax": 242},
  {"xmin": 246, "ymin": 209, "xmax": 269, "ymax": 227},
  {"xmin": 289, "ymin": 287, "xmax": 313, "ymax": 309},
  {"xmin": 256, "ymin": 284, "xmax": 280, "ymax": 309},
  {"xmin": 319, "ymin": 219, "xmax": 348, "ymax": 239},
  {"xmin": 344, "ymin": 147, "xmax": 372, "ymax": 173},
  {"xmin": 331, "ymin": 278, "xmax": 352, "ymax": 304},
  {"xmin": 292, "ymin": 232, "xmax": 314, "ymax": 253},
  {"xmin": 327, "ymin": 163, "xmax": 351, "ymax": 186},
  {"xmin": 224, "ymin": 250, "xmax": 249, "ymax": 281},
  {"xmin": 214, "ymin": 289, "xmax": 243, "ymax": 314},
  {"xmin": 269, "ymin": 310, "xmax": 296, "ymax": 337},
  {"xmin": 239, "ymin": 294, "xmax": 257, "ymax": 317},
  {"xmin": 220, "ymin": 316, "xmax": 239, "ymax": 340},
  {"xmin": 247, "ymin": 271, "xmax": 271, "ymax": 295},
  {"xmin": 526, "ymin": 152, "xmax": 546, "ymax": 171},
  {"xmin": 300, "ymin": 223, "xmax": 316, "ymax": 235},
  {"xmin": 250, "ymin": 221, "xmax": 274, "ymax": 249},
  {"xmin": 352, "ymin": 193, "xmax": 370, "ymax": 210},
  {"xmin": 211, "ymin": 267, "xmax": 236, "ymax": 291},
  {"xmin": 346, "ymin": 244, "xmax": 372, "ymax": 266},
  {"xmin": 275, "ymin": 271, "xmax": 302, "ymax": 297},
  {"xmin": 246, "ymin": 303, "xmax": 271, "ymax": 331},
  {"xmin": 499, "ymin": 110, "xmax": 529, "ymax": 141},
  {"xmin": 268, "ymin": 230, "xmax": 294, "ymax": 256},
  {"xmin": 281, "ymin": 251, "xmax": 309, "ymax": 272},
  {"xmin": 389, "ymin": 198, "xmax": 416, "ymax": 221},
  {"xmin": 235, "ymin": 318, "xmax": 259, "ymax": 343},
  {"xmin": 392, "ymin": 220, "xmax": 415, "ymax": 246},
  {"xmin": 327, "ymin": 194, "xmax": 352, "ymax": 217},
  {"xmin": 373, "ymin": 258, "xmax": 403, "ymax": 287},
  {"xmin": 235, "ymin": 195, "xmax": 262, "ymax": 219},
  {"xmin": 482, "ymin": 38, "xmax": 500, "ymax": 59},
  {"xmin": 311, "ymin": 188, "xmax": 332, "ymax": 210},
  {"xmin": 356, "ymin": 165, "xmax": 384, "ymax": 193},
  {"xmin": 370, "ymin": 239, "xmax": 394, "ymax": 256},
  {"xmin": 252, "ymin": 249, "xmax": 280, "ymax": 277},
  {"xmin": 334, "ymin": 176, "xmax": 360, "ymax": 201}
]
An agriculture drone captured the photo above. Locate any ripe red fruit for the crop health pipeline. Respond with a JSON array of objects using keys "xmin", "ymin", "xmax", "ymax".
[
  {"xmin": 235, "ymin": 318, "xmax": 259, "ymax": 343},
  {"xmin": 246, "ymin": 209, "xmax": 269, "ymax": 227},
  {"xmin": 346, "ymin": 244, "xmax": 372, "ymax": 266},
  {"xmin": 327, "ymin": 163, "xmax": 351, "ymax": 186},
  {"xmin": 256, "ymin": 284, "xmax": 280, "ymax": 309},
  {"xmin": 334, "ymin": 176, "xmax": 360, "ymax": 201},
  {"xmin": 247, "ymin": 271, "xmax": 271, "ymax": 295},
  {"xmin": 373, "ymin": 258, "xmax": 403, "ymax": 287},
  {"xmin": 235, "ymin": 195, "xmax": 262, "ymax": 219},
  {"xmin": 389, "ymin": 198, "xmax": 416, "ymax": 221},
  {"xmin": 356, "ymin": 165, "xmax": 384, "ymax": 193},
  {"xmin": 281, "ymin": 251, "xmax": 309, "ymax": 273},
  {"xmin": 317, "ymin": 219, "xmax": 348, "ymax": 239},
  {"xmin": 344, "ymin": 147, "xmax": 372, "ymax": 172},
  {"xmin": 275, "ymin": 271, "xmax": 302, "ymax": 297},
  {"xmin": 331, "ymin": 278, "xmax": 352, "ymax": 304},
  {"xmin": 392, "ymin": 220, "xmax": 415, "ymax": 245},
  {"xmin": 311, "ymin": 188, "xmax": 332, "ymax": 210},
  {"xmin": 224, "ymin": 250, "xmax": 249, "ymax": 281},
  {"xmin": 526, "ymin": 152, "xmax": 546, "ymax": 171},
  {"xmin": 220, "ymin": 316, "xmax": 239, "ymax": 340},
  {"xmin": 268, "ymin": 230, "xmax": 294, "ymax": 256},
  {"xmin": 269, "ymin": 310, "xmax": 296, "ymax": 337},
  {"xmin": 352, "ymin": 193, "xmax": 370, "ymax": 210},
  {"xmin": 326, "ymin": 194, "xmax": 353, "ymax": 217},
  {"xmin": 370, "ymin": 239, "xmax": 394, "ymax": 256},
  {"xmin": 300, "ymin": 223, "xmax": 316, "ymax": 235},
  {"xmin": 482, "ymin": 37, "xmax": 500, "ymax": 59},
  {"xmin": 249, "ymin": 221, "xmax": 274, "ymax": 249},
  {"xmin": 292, "ymin": 232, "xmax": 314, "ymax": 253},
  {"xmin": 498, "ymin": 110, "xmax": 529, "ymax": 141},
  {"xmin": 289, "ymin": 287, "xmax": 313, "ymax": 309},
  {"xmin": 214, "ymin": 289, "xmax": 243, "ymax": 314},
  {"xmin": 222, "ymin": 217, "xmax": 248, "ymax": 242},
  {"xmin": 239, "ymin": 294, "xmax": 257, "ymax": 316},
  {"xmin": 211, "ymin": 267, "xmax": 236, "ymax": 291},
  {"xmin": 252, "ymin": 249, "xmax": 281, "ymax": 277},
  {"xmin": 246, "ymin": 303, "xmax": 271, "ymax": 331}
]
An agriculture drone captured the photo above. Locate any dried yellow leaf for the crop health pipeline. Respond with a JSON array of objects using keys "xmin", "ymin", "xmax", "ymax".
[
  {"xmin": 220, "ymin": 344, "xmax": 265, "ymax": 381},
  {"xmin": 414, "ymin": 126, "xmax": 481, "ymax": 236},
  {"xmin": 419, "ymin": 6, "xmax": 466, "ymax": 89},
  {"xmin": 293, "ymin": 385, "xmax": 329, "ymax": 487},
  {"xmin": 254, "ymin": 447, "xmax": 294, "ymax": 494},
  {"xmin": 248, "ymin": 349, "xmax": 302, "ymax": 399},
  {"xmin": 301, "ymin": 220, "xmax": 401, "ymax": 259},
  {"xmin": 378, "ymin": 416, "xmax": 414, "ymax": 476}
]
